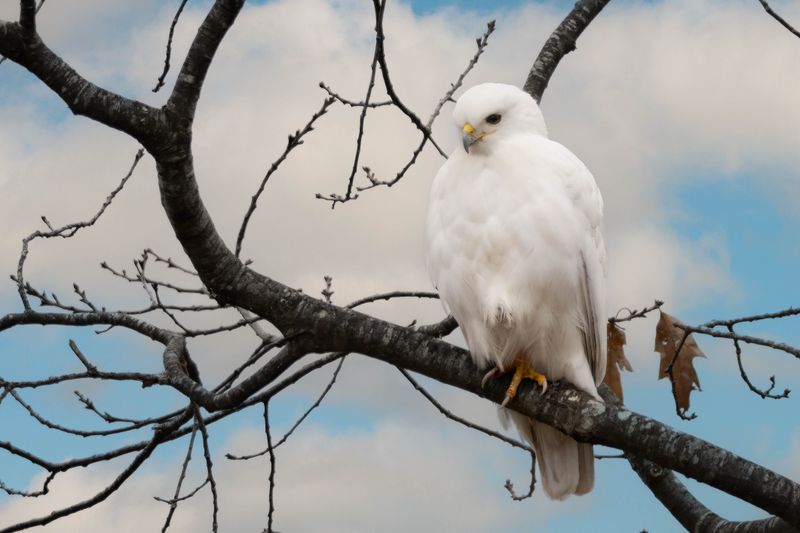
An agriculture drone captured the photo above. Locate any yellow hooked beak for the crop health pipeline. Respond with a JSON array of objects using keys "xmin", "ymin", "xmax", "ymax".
[{"xmin": 462, "ymin": 122, "xmax": 482, "ymax": 152}]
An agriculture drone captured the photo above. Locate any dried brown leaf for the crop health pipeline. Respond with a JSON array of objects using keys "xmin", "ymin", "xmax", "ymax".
[
  {"xmin": 654, "ymin": 311, "xmax": 705, "ymax": 414},
  {"xmin": 604, "ymin": 321, "xmax": 633, "ymax": 401}
]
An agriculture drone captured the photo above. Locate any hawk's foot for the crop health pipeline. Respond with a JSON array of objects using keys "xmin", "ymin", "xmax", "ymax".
[{"xmin": 482, "ymin": 358, "xmax": 548, "ymax": 407}]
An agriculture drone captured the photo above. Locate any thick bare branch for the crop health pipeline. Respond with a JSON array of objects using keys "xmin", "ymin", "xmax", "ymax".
[
  {"xmin": 523, "ymin": 0, "xmax": 611, "ymax": 102},
  {"xmin": 167, "ymin": 0, "xmax": 245, "ymax": 122},
  {"xmin": 630, "ymin": 456, "xmax": 797, "ymax": 533},
  {"xmin": 0, "ymin": 24, "xmax": 162, "ymax": 143},
  {"xmin": 19, "ymin": 0, "xmax": 37, "ymax": 31}
]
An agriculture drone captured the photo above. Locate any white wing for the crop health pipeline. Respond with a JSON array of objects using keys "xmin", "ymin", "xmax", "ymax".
[{"xmin": 550, "ymin": 140, "xmax": 607, "ymax": 386}]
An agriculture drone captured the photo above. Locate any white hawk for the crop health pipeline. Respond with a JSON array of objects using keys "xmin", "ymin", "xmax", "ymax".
[{"xmin": 425, "ymin": 83, "xmax": 606, "ymax": 499}]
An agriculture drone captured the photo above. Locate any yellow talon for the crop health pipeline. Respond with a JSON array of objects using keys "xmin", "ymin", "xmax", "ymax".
[{"xmin": 501, "ymin": 358, "xmax": 548, "ymax": 407}]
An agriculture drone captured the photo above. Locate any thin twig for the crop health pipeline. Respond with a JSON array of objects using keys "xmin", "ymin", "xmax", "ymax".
[
  {"xmin": 0, "ymin": 408, "xmax": 194, "ymax": 533},
  {"xmin": 340, "ymin": 40, "xmax": 381, "ymax": 204},
  {"xmin": 322, "ymin": 20, "xmax": 495, "ymax": 204},
  {"xmin": 236, "ymin": 97, "xmax": 334, "ymax": 257},
  {"xmin": 7, "ymin": 388, "xmax": 165, "ymax": 437},
  {"xmin": 756, "ymin": 0, "xmax": 800, "ymax": 39},
  {"xmin": 0, "ymin": 472, "xmax": 55, "ymax": 498},
  {"xmin": 153, "ymin": 0, "xmax": 191, "ymax": 92},
  {"xmin": 504, "ymin": 450, "xmax": 536, "ymax": 501},
  {"xmin": 318, "ymin": 82, "xmax": 391, "ymax": 108},
  {"xmin": 74, "ymin": 391, "xmax": 175, "ymax": 426},
  {"xmin": 595, "ymin": 453, "xmax": 626, "ymax": 460},
  {"xmin": 678, "ymin": 324, "xmax": 800, "ymax": 360},
  {"xmin": 370, "ymin": 0, "xmax": 445, "ymax": 157},
  {"xmin": 158, "ymin": 425, "xmax": 198, "ymax": 532},
  {"xmin": 263, "ymin": 400, "xmax": 277, "ymax": 533},
  {"xmin": 101, "ymin": 261, "xmax": 208, "ymax": 295},
  {"xmin": 16, "ymin": 148, "xmax": 144, "ymax": 311},
  {"xmin": 194, "ymin": 410, "xmax": 219, "ymax": 533},
  {"xmin": 425, "ymin": 20, "xmax": 495, "ymax": 130},
  {"xmin": 143, "ymin": 248, "xmax": 198, "ymax": 276},
  {"xmin": 226, "ymin": 357, "xmax": 346, "ymax": 460},
  {"xmin": 213, "ymin": 335, "xmax": 294, "ymax": 394},
  {"xmin": 610, "ymin": 300, "xmax": 664, "ymax": 324},
  {"xmin": 317, "ymin": 4, "xmax": 494, "ymax": 207},
  {"xmin": 728, "ymin": 325, "xmax": 790, "ymax": 400},
  {"xmin": 273, "ymin": 356, "xmax": 345, "ymax": 450},
  {"xmin": 398, "ymin": 368, "xmax": 531, "ymax": 452},
  {"xmin": 702, "ymin": 307, "xmax": 800, "ymax": 329},
  {"xmin": 346, "ymin": 290, "xmax": 438, "ymax": 309},
  {"xmin": 68, "ymin": 339, "xmax": 98, "ymax": 374}
]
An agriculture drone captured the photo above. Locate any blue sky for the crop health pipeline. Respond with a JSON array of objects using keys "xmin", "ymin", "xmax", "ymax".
[{"xmin": 1, "ymin": 0, "xmax": 799, "ymax": 531}]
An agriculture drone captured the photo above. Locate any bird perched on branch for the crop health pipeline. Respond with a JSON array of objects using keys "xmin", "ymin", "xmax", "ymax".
[{"xmin": 425, "ymin": 83, "xmax": 606, "ymax": 499}]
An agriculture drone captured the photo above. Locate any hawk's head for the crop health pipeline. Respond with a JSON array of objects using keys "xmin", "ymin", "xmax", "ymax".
[{"xmin": 452, "ymin": 83, "xmax": 548, "ymax": 153}]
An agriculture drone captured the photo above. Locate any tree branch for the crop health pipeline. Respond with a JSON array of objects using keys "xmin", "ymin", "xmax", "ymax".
[
  {"xmin": 756, "ymin": 0, "xmax": 800, "ymax": 39},
  {"xmin": 0, "ymin": 23, "xmax": 163, "ymax": 144},
  {"xmin": 0, "ymin": 409, "xmax": 194, "ymax": 533},
  {"xmin": 4, "ymin": 0, "xmax": 799, "ymax": 529},
  {"xmin": 15, "ymin": 148, "xmax": 144, "ymax": 311},
  {"xmin": 235, "ymin": 96, "xmax": 335, "ymax": 257},
  {"xmin": 167, "ymin": 0, "xmax": 245, "ymax": 123},
  {"xmin": 19, "ymin": 0, "xmax": 37, "ymax": 32},
  {"xmin": 0, "ymin": 310, "xmax": 173, "ymax": 344},
  {"xmin": 630, "ymin": 455, "xmax": 797, "ymax": 533},
  {"xmin": 153, "ymin": 0, "xmax": 191, "ymax": 93},
  {"xmin": 523, "ymin": 0, "xmax": 611, "ymax": 102}
]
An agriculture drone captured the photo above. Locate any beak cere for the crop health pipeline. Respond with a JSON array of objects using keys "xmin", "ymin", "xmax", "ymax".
[{"xmin": 462, "ymin": 123, "xmax": 478, "ymax": 153}]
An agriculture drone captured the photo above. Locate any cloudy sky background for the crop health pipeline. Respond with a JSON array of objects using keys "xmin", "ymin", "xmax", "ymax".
[{"xmin": 1, "ymin": 0, "xmax": 799, "ymax": 530}]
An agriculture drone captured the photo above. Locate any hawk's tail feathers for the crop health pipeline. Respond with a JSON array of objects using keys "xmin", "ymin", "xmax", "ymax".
[{"xmin": 502, "ymin": 410, "xmax": 594, "ymax": 499}]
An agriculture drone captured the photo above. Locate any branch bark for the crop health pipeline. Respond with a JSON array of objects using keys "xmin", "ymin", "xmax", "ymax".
[
  {"xmin": 523, "ymin": 0, "xmax": 611, "ymax": 102},
  {"xmin": 0, "ymin": 22, "xmax": 163, "ymax": 144},
  {"xmin": 167, "ymin": 0, "xmax": 245, "ymax": 124},
  {"xmin": 630, "ymin": 456, "xmax": 798, "ymax": 533}
]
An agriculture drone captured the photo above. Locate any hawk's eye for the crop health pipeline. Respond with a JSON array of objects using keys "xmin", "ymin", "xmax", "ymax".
[{"xmin": 485, "ymin": 113, "xmax": 502, "ymax": 125}]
